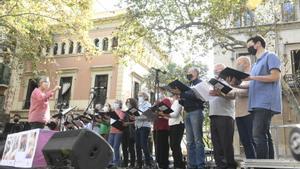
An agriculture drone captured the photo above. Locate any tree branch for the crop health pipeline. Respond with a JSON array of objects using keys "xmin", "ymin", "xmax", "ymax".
[
  {"xmin": 0, "ymin": 12, "xmax": 62, "ymax": 22},
  {"xmin": 6, "ymin": 2, "xmax": 18, "ymax": 15}
]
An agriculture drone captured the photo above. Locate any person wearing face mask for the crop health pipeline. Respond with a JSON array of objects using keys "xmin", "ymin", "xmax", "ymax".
[
  {"xmin": 28, "ymin": 76, "xmax": 61, "ymax": 129},
  {"xmin": 159, "ymin": 93, "xmax": 185, "ymax": 169},
  {"xmin": 243, "ymin": 35, "xmax": 282, "ymax": 160},
  {"xmin": 153, "ymin": 90, "xmax": 170, "ymax": 169},
  {"xmin": 121, "ymin": 98, "xmax": 137, "ymax": 168},
  {"xmin": 108, "ymin": 100, "xmax": 125, "ymax": 168},
  {"xmin": 230, "ymin": 57, "xmax": 256, "ymax": 159},
  {"xmin": 135, "ymin": 92, "xmax": 153, "ymax": 168},
  {"xmin": 171, "ymin": 67, "xmax": 205, "ymax": 169},
  {"xmin": 99, "ymin": 103, "xmax": 111, "ymax": 140}
]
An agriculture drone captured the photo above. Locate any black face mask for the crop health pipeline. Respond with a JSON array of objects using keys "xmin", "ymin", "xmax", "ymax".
[
  {"xmin": 186, "ymin": 74, "xmax": 193, "ymax": 81},
  {"xmin": 13, "ymin": 118, "xmax": 19, "ymax": 123},
  {"xmin": 247, "ymin": 46, "xmax": 257, "ymax": 55}
]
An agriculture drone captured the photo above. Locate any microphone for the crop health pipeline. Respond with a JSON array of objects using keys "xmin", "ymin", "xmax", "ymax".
[
  {"xmin": 91, "ymin": 86, "xmax": 106, "ymax": 89},
  {"xmin": 151, "ymin": 67, "xmax": 167, "ymax": 74}
]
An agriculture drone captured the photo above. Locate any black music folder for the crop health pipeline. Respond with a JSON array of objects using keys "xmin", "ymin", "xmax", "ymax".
[
  {"xmin": 126, "ymin": 107, "xmax": 141, "ymax": 116},
  {"xmin": 107, "ymin": 111, "xmax": 120, "ymax": 120},
  {"xmin": 208, "ymin": 78, "xmax": 232, "ymax": 94},
  {"xmin": 219, "ymin": 67, "xmax": 249, "ymax": 81},
  {"xmin": 168, "ymin": 80, "xmax": 190, "ymax": 92},
  {"xmin": 142, "ymin": 108, "xmax": 158, "ymax": 121},
  {"xmin": 152, "ymin": 102, "xmax": 173, "ymax": 114},
  {"xmin": 110, "ymin": 119, "xmax": 125, "ymax": 130}
]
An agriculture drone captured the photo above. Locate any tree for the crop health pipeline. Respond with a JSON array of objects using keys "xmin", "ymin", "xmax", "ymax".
[
  {"xmin": 0, "ymin": 0, "xmax": 94, "ymax": 71},
  {"xmin": 0, "ymin": 0, "xmax": 95, "ymax": 114},
  {"xmin": 120, "ymin": 0, "xmax": 284, "ymax": 54},
  {"xmin": 143, "ymin": 59, "xmax": 208, "ymax": 91}
]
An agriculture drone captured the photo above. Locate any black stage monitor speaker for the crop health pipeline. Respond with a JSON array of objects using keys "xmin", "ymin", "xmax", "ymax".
[{"xmin": 42, "ymin": 129, "xmax": 113, "ymax": 169}]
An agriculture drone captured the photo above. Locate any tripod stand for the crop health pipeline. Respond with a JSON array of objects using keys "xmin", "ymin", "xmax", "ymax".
[
  {"xmin": 152, "ymin": 68, "xmax": 166, "ymax": 169},
  {"xmin": 83, "ymin": 87, "xmax": 103, "ymax": 130}
]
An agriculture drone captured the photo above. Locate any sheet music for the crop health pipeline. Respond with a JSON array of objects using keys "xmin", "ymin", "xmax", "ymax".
[
  {"xmin": 61, "ymin": 106, "xmax": 76, "ymax": 115},
  {"xmin": 191, "ymin": 81, "xmax": 211, "ymax": 101}
]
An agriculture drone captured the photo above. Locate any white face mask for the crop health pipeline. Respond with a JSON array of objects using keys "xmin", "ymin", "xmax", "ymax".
[
  {"xmin": 103, "ymin": 106, "xmax": 109, "ymax": 112},
  {"xmin": 126, "ymin": 103, "xmax": 132, "ymax": 109},
  {"xmin": 138, "ymin": 97, "xmax": 144, "ymax": 103},
  {"xmin": 112, "ymin": 103, "xmax": 120, "ymax": 110}
]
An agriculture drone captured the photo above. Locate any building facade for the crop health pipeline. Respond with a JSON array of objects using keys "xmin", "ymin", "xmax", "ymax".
[{"xmin": 9, "ymin": 11, "xmax": 168, "ymax": 118}]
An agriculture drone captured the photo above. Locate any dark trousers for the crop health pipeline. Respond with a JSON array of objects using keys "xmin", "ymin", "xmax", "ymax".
[
  {"xmin": 236, "ymin": 114, "xmax": 256, "ymax": 159},
  {"xmin": 252, "ymin": 109, "xmax": 274, "ymax": 159},
  {"xmin": 122, "ymin": 128, "xmax": 136, "ymax": 167},
  {"xmin": 135, "ymin": 127, "xmax": 152, "ymax": 167},
  {"xmin": 29, "ymin": 122, "xmax": 45, "ymax": 129},
  {"xmin": 153, "ymin": 130, "xmax": 169, "ymax": 169},
  {"xmin": 210, "ymin": 116, "xmax": 237, "ymax": 169},
  {"xmin": 170, "ymin": 123, "xmax": 185, "ymax": 168}
]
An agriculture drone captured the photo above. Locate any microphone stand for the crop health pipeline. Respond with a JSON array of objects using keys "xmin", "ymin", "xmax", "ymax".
[
  {"xmin": 83, "ymin": 88, "xmax": 100, "ymax": 130},
  {"xmin": 153, "ymin": 68, "xmax": 163, "ymax": 169}
]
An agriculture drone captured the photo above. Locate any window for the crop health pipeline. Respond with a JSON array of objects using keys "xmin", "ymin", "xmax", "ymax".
[
  {"xmin": 53, "ymin": 43, "xmax": 58, "ymax": 55},
  {"xmin": 61, "ymin": 42, "xmax": 66, "ymax": 55},
  {"xmin": 291, "ymin": 49, "xmax": 300, "ymax": 74},
  {"xmin": 57, "ymin": 77, "xmax": 73, "ymax": 109},
  {"xmin": 244, "ymin": 11, "xmax": 254, "ymax": 26},
  {"xmin": 69, "ymin": 41, "xmax": 74, "ymax": 54},
  {"xmin": 94, "ymin": 38, "xmax": 100, "ymax": 48},
  {"xmin": 133, "ymin": 82, "xmax": 140, "ymax": 100},
  {"xmin": 94, "ymin": 75, "xmax": 108, "ymax": 106},
  {"xmin": 112, "ymin": 37, "xmax": 118, "ymax": 48},
  {"xmin": 23, "ymin": 79, "xmax": 38, "ymax": 109},
  {"xmin": 282, "ymin": 0, "xmax": 295, "ymax": 22},
  {"xmin": 150, "ymin": 92, "xmax": 155, "ymax": 105},
  {"xmin": 102, "ymin": 38, "xmax": 108, "ymax": 51},
  {"xmin": 77, "ymin": 42, "xmax": 82, "ymax": 53}
]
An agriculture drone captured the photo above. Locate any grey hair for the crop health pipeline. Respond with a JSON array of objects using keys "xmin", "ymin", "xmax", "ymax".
[
  {"xmin": 188, "ymin": 67, "xmax": 200, "ymax": 75},
  {"xmin": 138, "ymin": 92, "xmax": 149, "ymax": 101},
  {"xmin": 236, "ymin": 56, "xmax": 251, "ymax": 65},
  {"xmin": 38, "ymin": 76, "xmax": 49, "ymax": 86}
]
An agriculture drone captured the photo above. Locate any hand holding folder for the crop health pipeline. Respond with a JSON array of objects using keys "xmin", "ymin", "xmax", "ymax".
[
  {"xmin": 110, "ymin": 119, "xmax": 125, "ymax": 130},
  {"xmin": 219, "ymin": 67, "xmax": 249, "ymax": 85},
  {"xmin": 208, "ymin": 78, "xmax": 232, "ymax": 95},
  {"xmin": 142, "ymin": 101, "xmax": 173, "ymax": 121},
  {"xmin": 126, "ymin": 107, "xmax": 142, "ymax": 116}
]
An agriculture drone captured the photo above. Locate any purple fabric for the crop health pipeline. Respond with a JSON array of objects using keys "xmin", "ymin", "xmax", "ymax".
[{"xmin": 32, "ymin": 129, "xmax": 56, "ymax": 168}]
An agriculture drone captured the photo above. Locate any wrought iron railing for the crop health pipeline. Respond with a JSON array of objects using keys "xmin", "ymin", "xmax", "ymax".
[{"xmin": 284, "ymin": 74, "xmax": 300, "ymax": 90}]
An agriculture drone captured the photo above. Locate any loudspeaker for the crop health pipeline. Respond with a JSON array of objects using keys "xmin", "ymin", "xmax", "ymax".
[{"xmin": 42, "ymin": 129, "xmax": 113, "ymax": 169}]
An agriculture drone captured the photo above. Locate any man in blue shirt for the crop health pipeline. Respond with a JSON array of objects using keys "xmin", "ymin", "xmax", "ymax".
[{"xmin": 244, "ymin": 35, "xmax": 282, "ymax": 159}]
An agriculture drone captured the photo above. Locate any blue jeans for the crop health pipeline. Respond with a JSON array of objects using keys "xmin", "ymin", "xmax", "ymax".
[
  {"xmin": 108, "ymin": 133, "xmax": 123, "ymax": 166},
  {"xmin": 236, "ymin": 114, "xmax": 256, "ymax": 159},
  {"xmin": 135, "ymin": 127, "xmax": 152, "ymax": 166},
  {"xmin": 185, "ymin": 109, "xmax": 205, "ymax": 168},
  {"xmin": 252, "ymin": 108, "xmax": 273, "ymax": 159}
]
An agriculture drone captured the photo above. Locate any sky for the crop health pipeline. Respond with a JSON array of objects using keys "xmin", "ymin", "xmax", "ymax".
[
  {"xmin": 92, "ymin": 0, "xmax": 214, "ymax": 76},
  {"xmin": 93, "ymin": 0, "xmax": 121, "ymax": 12}
]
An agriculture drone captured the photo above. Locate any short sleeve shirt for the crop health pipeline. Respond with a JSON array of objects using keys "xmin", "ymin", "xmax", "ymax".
[{"xmin": 248, "ymin": 51, "xmax": 282, "ymax": 114}]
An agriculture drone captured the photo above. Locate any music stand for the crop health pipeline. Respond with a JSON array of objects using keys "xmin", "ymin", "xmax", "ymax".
[{"xmin": 53, "ymin": 106, "xmax": 76, "ymax": 131}]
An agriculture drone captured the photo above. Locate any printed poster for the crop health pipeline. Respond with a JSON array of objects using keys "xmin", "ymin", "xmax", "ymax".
[{"xmin": 1, "ymin": 129, "xmax": 39, "ymax": 168}]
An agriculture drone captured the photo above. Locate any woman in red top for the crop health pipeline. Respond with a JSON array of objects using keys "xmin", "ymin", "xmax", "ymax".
[{"xmin": 153, "ymin": 97, "xmax": 171, "ymax": 169}]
